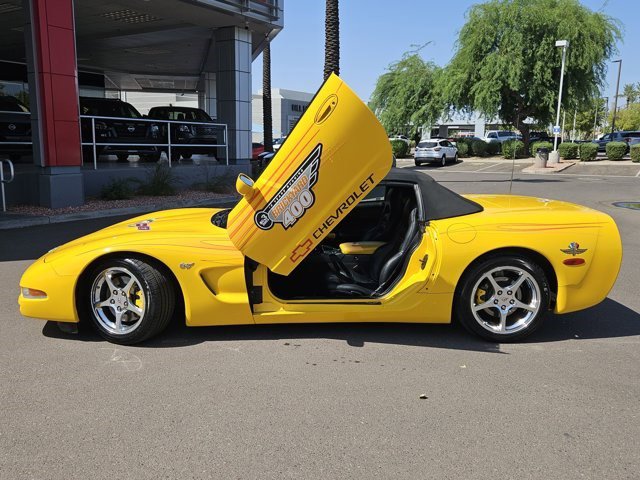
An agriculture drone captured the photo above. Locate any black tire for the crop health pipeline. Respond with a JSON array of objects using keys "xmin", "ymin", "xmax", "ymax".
[
  {"xmin": 441, "ymin": 155, "xmax": 446, "ymax": 167},
  {"xmin": 80, "ymin": 257, "xmax": 175, "ymax": 345},
  {"xmin": 414, "ymin": 159, "xmax": 421, "ymax": 166},
  {"xmin": 116, "ymin": 154, "xmax": 129, "ymax": 162},
  {"xmin": 454, "ymin": 255, "xmax": 550, "ymax": 342},
  {"xmin": 454, "ymin": 153, "xmax": 459, "ymax": 163},
  {"xmin": 182, "ymin": 153, "xmax": 193, "ymax": 160}
]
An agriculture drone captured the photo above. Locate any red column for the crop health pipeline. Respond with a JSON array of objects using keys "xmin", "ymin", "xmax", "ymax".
[{"xmin": 30, "ymin": 0, "xmax": 81, "ymax": 167}]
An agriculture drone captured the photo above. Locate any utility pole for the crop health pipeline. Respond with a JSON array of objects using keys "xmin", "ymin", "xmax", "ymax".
[
  {"xmin": 611, "ymin": 60, "xmax": 622, "ymax": 134},
  {"xmin": 551, "ymin": 40, "xmax": 569, "ymax": 163}
]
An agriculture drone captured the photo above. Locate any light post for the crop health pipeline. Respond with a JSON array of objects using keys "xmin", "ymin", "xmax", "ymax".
[
  {"xmin": 610, "ymin": 59, "xmax": 622, "ymax": 134},
  {"xmin": 551, "ymin": 39, "xmax": 569, "ymax": 164}
]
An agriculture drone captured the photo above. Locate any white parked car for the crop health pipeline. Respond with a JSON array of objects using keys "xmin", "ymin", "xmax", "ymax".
[
  {"xmin": 414, "ymin": 139, "xmax": 458, "ymax": 167},
  {"xmin": 272, "ymin": 137, "xmax": 286, "ymax": 151},
  {"xmin": 389, "ymin": 135, "xmax": 410, "ymax": 145},
  {"xmin": 484, "ymin": 130, "xmax": 520, "ymax": 144}
]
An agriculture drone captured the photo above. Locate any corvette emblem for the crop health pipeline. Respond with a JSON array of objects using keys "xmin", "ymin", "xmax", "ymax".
[
  {"xmin": 561, "ymin": 242, "xmax": 587, "ymax": 256},
  {"xmin": 128, "ymin": 219, "xmax": 154, "ymax": 231},
  {"xmin": 254, "ymin": 143, "xmax": 321, "ymax": 230}
]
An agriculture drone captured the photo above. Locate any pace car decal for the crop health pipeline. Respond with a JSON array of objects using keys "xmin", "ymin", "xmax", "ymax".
[
  {"xmin": 128, "ymin": 219, "xmax": 155, "ymax": 231},
  {"xmin": 254, "ymin": 144, "xmax": 321, "ymax": 230}
]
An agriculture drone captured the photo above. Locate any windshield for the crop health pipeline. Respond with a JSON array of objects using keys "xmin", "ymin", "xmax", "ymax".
[
  {"xmin": 625, "ymin": 132, "xmax": 640, "ymax": 138},
  {"xmin": 81, "ymin": 99, "xmax": 142, "ymax": 118},
  {"xmin": 0, "ymin": 97, "xmax": 28, "ymax": 112},
  {"xmin": 418, "ymin": 142, "xmax": 438, "ymax": 148}
]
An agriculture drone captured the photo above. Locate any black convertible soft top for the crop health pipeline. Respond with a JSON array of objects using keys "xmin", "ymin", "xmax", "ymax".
[{"xmin": 382, "ymin": 169, "xmax": 483, "ymax": 221}]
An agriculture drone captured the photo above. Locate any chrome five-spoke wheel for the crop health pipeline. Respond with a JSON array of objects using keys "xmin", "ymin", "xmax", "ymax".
[
  {"xmin": 83, "ymin": 258, "xmax": 176, "ymax": 344},
  {"xmin": 91, "ymin": 267, "xmax": 146, "ymax": 335},
  {"xmin": 456, "ymin": 256, "xmax": 550, "ymax": 342},
  {"xmin": 470, "ymin": 266, "xmax": 540, "ymax": 334}
]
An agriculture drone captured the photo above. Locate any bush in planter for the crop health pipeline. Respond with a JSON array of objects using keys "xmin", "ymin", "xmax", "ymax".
[
  {"xmin": 529, "ymin": 141, "xmax": 553, "ymax": 157},
  {"xmin": 501, "ymin": 139, "xmax": 525, "ymax": 158},
  {"xmin": 486, "ymin": 141, "xmax": 501, "ymax": 156},
  {"xmin": 390, "ymin": 139, "xmax": 409, "ymax": 158},
  {"xmin": 457, "ymin": 141, "xmax": 470, "ymax": 157},
  {"xmin": 631, "ymin": 144, "xmax": 640, "ymax": 163},
  {"xmin": 606, "ymin": 141, "xmax": 627, "ymax": 160},
  {"xmin": 558, "ymin": 142, "xmax": 579, "ymax": 160},
  {"xmin": 579, "ymin": 142, "xmax": 598, "ymax": 161},
  {"xmin": 471, "ymin": 139, "xmax": 487, "ymax": 156},
  {"xmin": 101, "ymin": 178, "xmax": 135, "ymax": 200}
]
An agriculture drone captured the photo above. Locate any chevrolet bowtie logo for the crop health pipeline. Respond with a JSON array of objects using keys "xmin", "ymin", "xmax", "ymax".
[
  {"xmin": 290, "ymin": 239, "xmax": 313, "ymax": 262},
  {"xmin": 561, "ymin": 242, "xmax": 587, "ymax": 256}
]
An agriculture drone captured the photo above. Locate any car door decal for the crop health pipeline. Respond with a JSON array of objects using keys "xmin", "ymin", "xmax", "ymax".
[{"xmin": 255, "ymin": 144, "xmax": 321, "ymax": 230}]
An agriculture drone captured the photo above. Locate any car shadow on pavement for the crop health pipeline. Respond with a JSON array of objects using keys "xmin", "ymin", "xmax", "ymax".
[{"xmin": 42, "ymin": 298, "xmax": 639, "ymax": 351}]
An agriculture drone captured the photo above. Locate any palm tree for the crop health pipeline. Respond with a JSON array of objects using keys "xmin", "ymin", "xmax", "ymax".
[
  {"xmin": 323, "ymin": 0, "xmax": 340, "ymax": 80},
  {"xmin": 263, "ymin": 41, "xmax": 273, "ymax": 152},
  {"xmin": 623, "ymin": 83, "xmax": 638, "ymax": 107}
]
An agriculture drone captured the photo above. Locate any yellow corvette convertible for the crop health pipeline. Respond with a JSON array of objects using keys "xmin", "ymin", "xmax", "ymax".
[{"xmin": 19, "ymin": 75, "xmax": 622, "ymax": 344}]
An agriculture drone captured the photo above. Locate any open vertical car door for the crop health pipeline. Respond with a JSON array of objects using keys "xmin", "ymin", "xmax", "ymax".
[{"xmin": 227, "ymin": 74, "xmax": 392, "ymax": 275}]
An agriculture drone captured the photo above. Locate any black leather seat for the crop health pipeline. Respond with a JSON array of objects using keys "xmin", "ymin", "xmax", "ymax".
[{"xmin": 330, "ymin": 208, "xmax": 419, "ymax": 297}]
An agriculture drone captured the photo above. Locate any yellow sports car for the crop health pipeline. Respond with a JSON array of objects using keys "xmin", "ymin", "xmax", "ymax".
[{"xmin": 19, "ymin": 75, "xmax": 622, "ymax": 344}]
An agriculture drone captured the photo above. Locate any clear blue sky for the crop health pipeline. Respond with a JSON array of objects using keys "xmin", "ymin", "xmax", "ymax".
[{"xmin": 251, "ymin": 0, "xmax": 639, "ymax": 107}]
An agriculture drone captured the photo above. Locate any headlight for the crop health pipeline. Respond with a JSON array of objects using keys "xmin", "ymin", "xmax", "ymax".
[
  {"xmin": 21, "ymin": 287, "xmax": 47, "ymax": 299},
  {"xmin": 178, "ymin": 124, "xmax": 191, "ymax": 133}
]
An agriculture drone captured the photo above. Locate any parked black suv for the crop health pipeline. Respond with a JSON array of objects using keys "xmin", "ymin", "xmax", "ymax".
[
  {"xmin": 147, "ymin": 106, "xmax": 219, "ymax": 160},
  {"xmin": 0, "ymin": 96, "xmax": 31, "ymax": 162},
  {"xmin": 593, "ymin": 131, "xmax": 640, "ymax": 153},
  {"xmin": 80, "ymin": 97, "xmax": 161, "ymax": 162}
]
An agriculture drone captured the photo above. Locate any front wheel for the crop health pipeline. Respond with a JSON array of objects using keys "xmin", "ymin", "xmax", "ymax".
[
  {"xmin": 440, "ymin": 155, "xmax": 446, "ymax": 167},
  {"xmin": 414, "ymin": 159, "xmax": 422, "ymax": 166},
  {"xmin": 82, "ymin": 258, "xmax": 176, "ymax": 344},
  {"xmin": 454, "ymin": 256, "xmax": 550, "ymax": 342}
]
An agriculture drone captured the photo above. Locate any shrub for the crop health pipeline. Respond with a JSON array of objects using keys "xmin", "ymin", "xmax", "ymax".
[
  {"xmin": 579, "ymin": 142, "xmax": 598, "ymax": 161},
  {"xmin": 501, "ymin": 139, "xmax": 525, "ymax": 158},
  {"xmin": 486, "ymin": 141, "xmax": 501, "ymax": 156},
  {"xmin": 530, "ymin": 141, "xmax": 553, "ymax": 157},
  {"xmin": 201, "ymin": 174, "xmax": 236, "ymax": 194},
  {"xmin": 558, "ymin": 142, "xmax": 579, "ymax": 159},
  {"xmin": 631, "ymin": 144, "xmax": 640, "ymax": 163},
  {"xmin": 390, "ymin": 139, "xmax": 409, "ymax": 158},
  {"xmin": 100, "ymin": 178, "xmax": 135, "ymax": 200},
  {"xmin": 471, "ymin": 139, "xmax": 488, "ymax": 156},
  {"xmin": 456, "ymin": 141, "xmax": 470, "ymax": 157},
  {"xmin": 137, "ymin": 163, "xmax": 177, "ymax": 196},
  {"xmin": 606, "ymin": 141, "xmax": 627, "ymax": 160},
  {"xmin": 409, "ymin": 139, "xmax": 416, "ymax": 149}
]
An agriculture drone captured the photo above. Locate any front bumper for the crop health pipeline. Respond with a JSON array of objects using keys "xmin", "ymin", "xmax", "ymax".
[{"xmin": 18, "ymin": 257, "xmax": 78, "ymax": 323}]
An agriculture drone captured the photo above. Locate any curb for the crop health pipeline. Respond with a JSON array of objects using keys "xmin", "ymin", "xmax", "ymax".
[
  {"xmin": 522, "ymin": 161, "xmax": 577, "ymax": 174},
  {"xmin": 0, "ymin": 195, "xmax": 239, "ymax": 230}
]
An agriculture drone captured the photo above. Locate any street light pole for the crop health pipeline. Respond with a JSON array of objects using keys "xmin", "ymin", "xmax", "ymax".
[
  {"xmin": 611, "ymin": 59, "xmax": 622, "ymax": 134},
  {"xmin": 552, "ymin": 40, "xmax": 569, "ymax": 162}
]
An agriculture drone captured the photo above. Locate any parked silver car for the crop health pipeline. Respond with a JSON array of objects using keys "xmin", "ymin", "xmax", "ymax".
[
  {"xmin": 414, "ymin": 139, "xmax": 458, "ymax": 167},
  {"xmin": 484, "ymin": 130, "xmax": 520, "ymax": 144}
]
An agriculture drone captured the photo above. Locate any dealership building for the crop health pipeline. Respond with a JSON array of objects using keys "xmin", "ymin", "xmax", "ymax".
[
  {"xmin": 0, "ymin": 0, "xmax": 283, "ymax": 208},
  {"xmin": 251, "ymin": 88, "xmax": 313, "ymax": 142}
]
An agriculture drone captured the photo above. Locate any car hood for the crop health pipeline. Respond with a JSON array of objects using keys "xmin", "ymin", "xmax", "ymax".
[{"xmin": 44, "ymin": 208, "xmax": 231, "ymax": 263}]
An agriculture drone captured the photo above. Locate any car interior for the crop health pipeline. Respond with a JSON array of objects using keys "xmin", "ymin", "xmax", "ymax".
[{"xmin": 268, "ymin": 183, "xmax": 423, "ymax": 299}]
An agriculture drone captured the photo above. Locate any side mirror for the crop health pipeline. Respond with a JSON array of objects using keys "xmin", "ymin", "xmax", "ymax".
[{"xmin": 235, "ymin": 173, "xmax": 255, "ymax": 197}]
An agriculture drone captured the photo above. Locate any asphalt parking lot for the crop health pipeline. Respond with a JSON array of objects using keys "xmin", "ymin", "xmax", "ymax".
[{"xmin": 1, "ymin": 168, "xmax": 639, "ymax": 479}]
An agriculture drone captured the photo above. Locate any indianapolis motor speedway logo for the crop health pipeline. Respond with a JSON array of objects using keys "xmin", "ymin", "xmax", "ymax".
[{"xmin": 254, "ymin": 144, "xmax": 321, "ymax": 230}]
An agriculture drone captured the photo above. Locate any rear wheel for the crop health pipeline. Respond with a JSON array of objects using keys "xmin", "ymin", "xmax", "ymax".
[
  {"xmin": 455, "ymin": 255, "xmax": 550, "ymax": 342},
  {"xmin": 440, "ymin": 155, "xmax": 446, "ymax": 167},
  {"xmin": 414, "ymin": 159, "xmax": 422, "ymax": 166},
  {"xmin": 182, "ymin": 153, "xmax": 193, "ymax": 160},
  {"xmin": 82, "ymin": 257, "xmax": 175, "ymax": 345},
  {"xmin": 116, "ymin": 154, "xmax": 129, "ymax": 162}
]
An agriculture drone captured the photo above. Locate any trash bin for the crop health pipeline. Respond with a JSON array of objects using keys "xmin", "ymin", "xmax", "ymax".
[{"xmin": 535, "ymin": 147, "xmax": 549, "ymax": 168}]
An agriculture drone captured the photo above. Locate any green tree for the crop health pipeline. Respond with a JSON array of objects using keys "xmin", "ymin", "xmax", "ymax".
[
  {"xmin": 608, "ymin": 103, "xmax": 640, "ymax": 131},
  {"xmin": 440, "ymin": 0, "xmax": 621, "ymax": 148},
  {"xmin": 573, "ymin": 97, "xmax": 607, "ymax": 139},
  {"xmin": 323, "ymin": 0, "xmax": 339, "ymax": 80},
  {"xmin": 369, "ymin": 54, "xmax": 443, "ymax": 138},
  {"xmin": 622, "ymin": 83, "xmax": 638, "ymax": 107}
]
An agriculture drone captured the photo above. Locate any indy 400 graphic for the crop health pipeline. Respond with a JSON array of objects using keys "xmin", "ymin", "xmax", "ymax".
[{"xmin": 255, "ymin": 144, "xmax": 321, "ymax": 230}]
